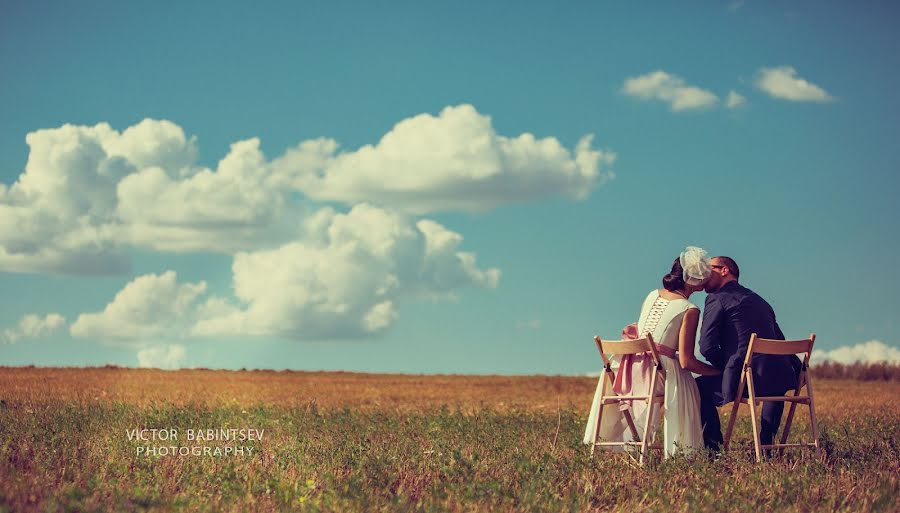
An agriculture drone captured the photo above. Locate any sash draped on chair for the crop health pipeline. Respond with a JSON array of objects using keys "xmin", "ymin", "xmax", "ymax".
[{"xmin": 612, "ymin": 323, "xmax": 677, "ymax": 412}]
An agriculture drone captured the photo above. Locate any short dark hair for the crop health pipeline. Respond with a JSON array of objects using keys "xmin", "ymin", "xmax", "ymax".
[
  {"xmin": 662, "ymin": 257, "xmax": 685, "ymax": 292},
  {"xmin": 714, "ymin": 256, "xmax": 740, "ymax": 280}
]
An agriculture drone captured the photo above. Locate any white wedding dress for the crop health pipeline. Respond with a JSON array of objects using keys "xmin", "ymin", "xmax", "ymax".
[{"xmin": 583, "ymin": 289, "xmax": 705, "ymax": 457}]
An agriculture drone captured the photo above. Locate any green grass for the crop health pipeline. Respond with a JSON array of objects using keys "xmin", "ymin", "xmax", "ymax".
[{"xmin": 2, "ymin": 401, "xmax": 898, "ymax": 512}]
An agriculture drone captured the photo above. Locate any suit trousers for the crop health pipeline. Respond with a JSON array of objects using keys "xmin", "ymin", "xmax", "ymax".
[{"xmin": 695, "ymin": 374, "xmax": 787, "ymax": 450}]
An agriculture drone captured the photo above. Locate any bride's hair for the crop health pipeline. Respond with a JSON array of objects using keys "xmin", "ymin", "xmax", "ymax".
[{"xmin": 662, "ymin": 257, "xmax": 685, "ymax": 292}]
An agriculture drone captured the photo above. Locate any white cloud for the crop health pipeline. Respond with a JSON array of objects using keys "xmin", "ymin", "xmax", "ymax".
[
  {"xmin": 725, "ymin": 90, "xmax": 747, "ymax": 109},
  {"xmin": 69, "ymin": 205, "xmax": 498, "ymax": 342},
  {"xmin": 70, "ymin": 271, "xmax": 206, "ymax": 345},
  {"xmin": 2, "ymin": 313, "xmax": 66, "ymax": 343},
  {"xmin": 0, "ymin": 119, "xmax": 197, "ymax": 274},
  {"xmin": 755, "ymin": 66, "xmax": 834, "ymax": 102},
  {"xmin": 622, "ymin": 71, "xmax": 720, "ymax": 112},
  {"xmin": 291, "ymin": 104, "xmax": 614, "ymax": 213},
  {"xmin": 192, "ymin": 204, "xmax": 500, "ymax": 339},
  {"xmin": 2, "ymin": 106, "xmax": 613, "ymax": 273},
  {"xmin": 812, "ymin": 340, "xmax": 900, "ymax": 365},
  {"xmin": 137, "ymin": 344, "xmax": 187, "ymax": 369},
  {"xmin": 115, "ymin": 137, "xmax": 303, "ymax": 252}
]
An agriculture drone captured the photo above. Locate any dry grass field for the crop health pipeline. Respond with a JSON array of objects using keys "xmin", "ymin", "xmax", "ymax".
[{"xmin": 1, "ymin": 366, "xmax": 898, "ymax": 512}]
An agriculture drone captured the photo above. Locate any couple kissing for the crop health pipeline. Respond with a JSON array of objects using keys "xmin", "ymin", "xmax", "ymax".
[{"xmin": 584, "ymin": 247, "xmax": 801, "ymax": 457}]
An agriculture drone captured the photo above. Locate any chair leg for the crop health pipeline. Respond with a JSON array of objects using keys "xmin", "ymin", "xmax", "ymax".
[
  {"xmin": 639, "ymin": 401, "xmax": 656, "ymax": 466},
  {"xmin": 745, "ymin": 370, "xmax": 763, "ymax": 463},
  {"xmin": 723, "ymin": 371, "xmax": 748, "ymax": 450},
  {"xmin": 778, "ymin": 402, "xmax": 798, "ymax": 456},
  {"xmin": 723, "ymin": 400, "xmax": 740, "ymax": 451},
  {"xmin": 805, "ymin": 371, "xmax": 821, "ymax": 452},
  {"xmin": 591, "ymin": 377, "xmax": 608, "ymax": 458},
  {"xmin": 638, "ymin": 371, "xmax": 658, "ymax": 466},
  {"xmin": 781, "ymin": 394, "xmax": 797, "ymax": 444},
  {"xmin": 622, "ymin": 409, "xmax": 640, "ymax": 441},
  {"xmin": 779, "ymin": 374, "xmax": 804, "ymax": 453}
]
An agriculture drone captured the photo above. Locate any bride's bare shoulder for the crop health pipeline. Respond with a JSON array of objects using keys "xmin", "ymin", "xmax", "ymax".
[{"xmin": 639, "ymin": 289, "xmax": 660, "ymax": 310}]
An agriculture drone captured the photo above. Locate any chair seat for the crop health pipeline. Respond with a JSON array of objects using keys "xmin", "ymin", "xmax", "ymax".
[
  {"xmin": 593, "ymin": 441, "xmax": 663, "ymax": 450},
  {"xmin": 760, "ymin": 442, "xmax": 818, "ymax": 449},
  {"xmin": 601, "ymin": 394, "xmax": 665, "ymax": 402},
  {"xmin": 739, "ymin": 396, "xmax": 810, "ymax": 404}
]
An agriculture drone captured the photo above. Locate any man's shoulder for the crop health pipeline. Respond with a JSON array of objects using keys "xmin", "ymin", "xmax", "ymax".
[
  {"xmin": 707, "ymin": 282, "xmax": 743, "ymax": 301},
  {"xmin": 731, "ymin": 284, "xmax": 777, "ymax": 314},
  {"xmin": 732, "ymin": 283, "xmax": 766, "ymax": 302},
  {"xmin": 708, "ymin": 282, "xmax": 762, "ymax": 313},
  {"xmin": 718, "ymin": 282, "xmax": 758, "ymax": 301}
]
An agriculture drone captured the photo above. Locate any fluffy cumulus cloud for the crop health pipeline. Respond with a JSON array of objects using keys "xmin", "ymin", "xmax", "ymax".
[
  {"xmin": 137, "ymin": 344, "xmax": 187, "ymax": 369},
  {"xmin": 67, "ymin": 205, "xmax": 498, "ymax": 342},
  {"xmin": 0, "ymin": 119, "xmax": 201, "ymax": 273},
  {"xmin": 1, "ymin": 105, "xmax": 612, "ymax": 274},
  {"xmin": 754, "ymin": 66, "xmax": 833, "ymax": 102},
  {"xmin": 70, "ymin": 271, "xmax": 207, "ymax": 345},
  {"xmin": 812, "ymin": 340, "xmax": 900, "ymax": 365},
  {"xmin": 7, "ymin": 105, "xmax": 606, "ymax": 342},
  {"xmin": 0, "ymin": 123, "xmax": 134, "ymax": 274},
  {"xmin": 622, "ymin": 71, "xmax": 719, "ymax": 111},
  {"xmin": 116, "ymin": 137, "xmax": 302, "ymax": 252},
  {"xmin": 2, "ymin": 313, "xmax": 66, "ymax": 343},
  {"xmin": 291, "ymin": 105, "xmax": 614, "ymax": 213},
  {"xmin": 193, "ymin": 204, "xmax": 500, "ymax": 339}
]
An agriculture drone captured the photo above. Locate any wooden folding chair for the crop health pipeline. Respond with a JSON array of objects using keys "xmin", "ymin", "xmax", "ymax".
[
  {"xmin": 723, "ymin": 333, "xmax": 820, "ymax": 462},
  {"xmin": 589, "ymin": 334, "xmax": 666, "ymax": 465}
]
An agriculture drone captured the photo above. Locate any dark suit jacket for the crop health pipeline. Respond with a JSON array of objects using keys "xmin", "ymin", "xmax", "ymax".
[{"xmin": 698, "ymin": 281, "xmax": 800, "ymax": 404}]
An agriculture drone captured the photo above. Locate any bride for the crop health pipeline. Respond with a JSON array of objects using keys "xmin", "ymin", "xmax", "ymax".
[{"xmin": 583, "ymin": 247, "xmax": 722, "ymax": 457}]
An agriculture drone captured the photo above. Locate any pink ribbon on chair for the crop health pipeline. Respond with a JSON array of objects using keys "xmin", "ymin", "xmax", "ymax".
[
  {"xmin": 611, "ymin": 323, "xmax": 677, "ymax": 412},
  {"xmin": 612, "ymin": 323, "xmax": 644, "ymax": 397}
]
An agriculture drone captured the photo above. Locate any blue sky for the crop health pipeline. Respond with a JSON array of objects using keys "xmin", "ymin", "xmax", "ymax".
[{"xmin": 1, "ymin": 0, "xmax": 898, "ymax": 374}]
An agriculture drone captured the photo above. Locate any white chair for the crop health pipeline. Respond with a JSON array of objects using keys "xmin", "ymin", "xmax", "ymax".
[
  {"xmin": 589, "ymin": 334, "xmax": 666, "ymax": 465},
  {"xmin": 723, "ymin": 333, "xmax": 820, "ymax": 462}
]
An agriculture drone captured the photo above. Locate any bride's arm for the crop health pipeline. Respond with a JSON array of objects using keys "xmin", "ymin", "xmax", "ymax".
[{"xmin": 678, "ymin": 308, "xmax": 722, "ymax": 376}]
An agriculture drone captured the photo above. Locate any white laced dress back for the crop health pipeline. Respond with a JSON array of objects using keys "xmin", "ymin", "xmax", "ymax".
[{"xmin": 583, "ymin": 289, "xmax": 704, "ymax": 457}]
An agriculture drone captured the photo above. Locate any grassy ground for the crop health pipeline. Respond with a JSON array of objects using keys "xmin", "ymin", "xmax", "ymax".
[{"xmin": 1, "ymin": 367, "xmax": 898, "ymax": 512}]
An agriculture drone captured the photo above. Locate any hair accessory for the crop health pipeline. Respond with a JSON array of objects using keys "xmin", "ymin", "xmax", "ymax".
[{"xmin": 680, "ymin": 246, "xmax": 711, "ymax": 286}]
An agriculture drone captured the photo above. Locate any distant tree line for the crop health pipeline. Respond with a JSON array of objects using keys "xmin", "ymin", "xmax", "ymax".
[{"xmin": 812, "ymin": 361, "xmax": 900, "ymax": 381}]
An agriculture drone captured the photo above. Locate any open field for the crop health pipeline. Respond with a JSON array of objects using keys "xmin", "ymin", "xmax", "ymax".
[{"xmin": 1, "ymin": 367, "xmax": 898, "ymax": 512}]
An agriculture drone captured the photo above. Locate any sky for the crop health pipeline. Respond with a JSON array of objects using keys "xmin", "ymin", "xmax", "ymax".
[{"xmin": 1, "ymin": 0, "xmax": 899, "ymax": 374}]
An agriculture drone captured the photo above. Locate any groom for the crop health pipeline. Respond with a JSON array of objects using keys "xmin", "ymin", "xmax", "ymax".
[{"xmin": 695, "ymin": 256, "xmax": 801, "ymax": 451}]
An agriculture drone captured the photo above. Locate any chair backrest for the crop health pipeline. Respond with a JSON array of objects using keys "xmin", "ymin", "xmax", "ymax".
[
  {"xmin": 594, "ymin": 334, "xmax": 662, "ymax": 372},
  {"xmin": 745, "ymin": 333, "xmax": 816, "ymax": 366},
  {"xmin": 596, "ymin": 337, "xmax": 654, "ymax": 356}
]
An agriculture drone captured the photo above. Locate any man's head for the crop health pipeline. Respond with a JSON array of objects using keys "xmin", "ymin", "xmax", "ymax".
[{"xmin": 704, "ymin": 256, "xmax": 740, "ymax": 292}]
